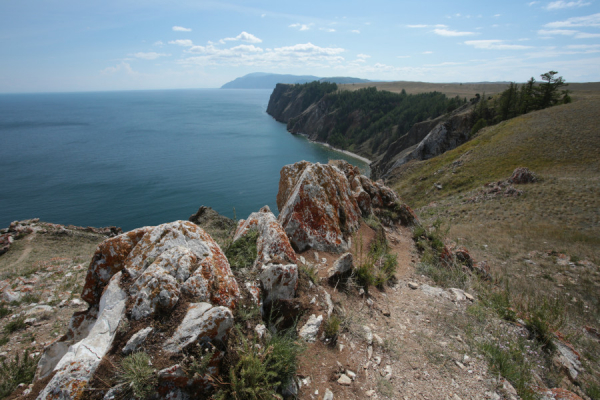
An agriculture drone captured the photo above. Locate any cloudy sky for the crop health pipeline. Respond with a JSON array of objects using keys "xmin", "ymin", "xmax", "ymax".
[{"xmin": 1, "ymin": 0, "xmax": 599, "ymax": 92}]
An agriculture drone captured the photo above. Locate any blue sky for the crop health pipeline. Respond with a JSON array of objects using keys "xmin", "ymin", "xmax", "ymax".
[{"xmin": 1, "ymin": 0, "xmax": 599, "ymax": 92}]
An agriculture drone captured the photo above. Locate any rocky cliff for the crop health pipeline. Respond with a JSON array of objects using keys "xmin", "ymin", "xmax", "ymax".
[{"xmin": 266, "ymin": 84, "xmax": 475, "ymax": 180}]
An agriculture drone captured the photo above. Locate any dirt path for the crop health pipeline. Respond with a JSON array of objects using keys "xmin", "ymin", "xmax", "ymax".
[
  {"xmin": 295, "ymin": 225, "xmax": 506, "ymax": 400},
  {"xmin": 5, "ymin": 233, "xmax": 35, "ymax": 272}
]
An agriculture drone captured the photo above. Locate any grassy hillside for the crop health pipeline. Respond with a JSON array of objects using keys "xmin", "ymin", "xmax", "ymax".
[{"xmin": 387, "ymin": 93, "xmax": 600, "ymax": 396}]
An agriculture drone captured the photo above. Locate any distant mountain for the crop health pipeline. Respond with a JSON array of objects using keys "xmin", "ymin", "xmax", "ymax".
[{"xmin": 221, "ymin": 73, "xmax": 369, "ymax": 89}]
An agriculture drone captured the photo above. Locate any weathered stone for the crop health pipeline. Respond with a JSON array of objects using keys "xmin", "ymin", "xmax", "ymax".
[
  {"xmin": 337, "ymin": 374, "xmax": 352, "ymax": 385},
  {"xmin": 553, "ymin": 338, "xmax": 582, "ymax": 381},
  {"xmin": 233, "ymin": 206, "xmax": 298, "ymax": 304},
  {"xmin": 327, "ymin": 252, "xmax": 353, "ymax": 279},
  {"xmin": 164, "ymin": 302, "xmax": 234, "ymax": 353},
  {"xmin": 323, "ymin": 388, "xmax": 334, "ymax": 400},
  {"xmin": 448, "ymin": 288, "xmax": 467, "ymax": 302},
  {"xmin": 37, "ymin": 273, "xmax": 127, "ymax": 399},
  {"xmin": 299, "ymin": 314, "xmax": 323, "ymax": 342},
  {"xmin": 362, "ymin": 325, "xmax": 373, "ymax": 345},
  {"xmin": 539, "ymin": 388, "xmax": 584, "ymax": 400},
  {"xmin": 277, "ymin": 162, "xmax": 362, "ymax": 253},
  {"xmin": 122, "ymin": 327, "xmax": 153, "ymax": 355},
  {"xmin": 408, "ymin": 281, "xmax": 419, "ymax": 290},
  {"xmin": 353, "ymin": 187, "xmax": 373, "ymax": 216},
  {"xmin": 510, "ymin": 167, "xmax": 537, "ymax": 184}
]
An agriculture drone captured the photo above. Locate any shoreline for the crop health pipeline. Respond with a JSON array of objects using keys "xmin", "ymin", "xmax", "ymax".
[{"xmin": 294, "ymin": 132, "xmax": 373, "ymax": 164}]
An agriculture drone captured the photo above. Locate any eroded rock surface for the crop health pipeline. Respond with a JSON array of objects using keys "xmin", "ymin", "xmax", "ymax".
[
  {"xmin": 233, "ymin": 206, "xmax": 298, "ymax": 304},
  {"xmin": 34, "ymin": 221, "xmax": 239, "ymax": 399}
]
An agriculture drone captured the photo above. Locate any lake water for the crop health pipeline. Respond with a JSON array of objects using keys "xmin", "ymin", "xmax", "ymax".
[{"xmin": 0, "ymin": 89, "xmax": 368, "ymax": 231}]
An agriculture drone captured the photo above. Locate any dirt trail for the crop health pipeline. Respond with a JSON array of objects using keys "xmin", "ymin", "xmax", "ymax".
[
  {"xmin": 296, "ymin": 225, "xmax": 504, "ymax": 400},
  {"xmin": 5, "ymin": 233, "xmax": 35, "ymax": 271}
]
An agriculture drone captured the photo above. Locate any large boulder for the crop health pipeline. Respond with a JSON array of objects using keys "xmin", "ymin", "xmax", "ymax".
[
  {"xmin": 35, "ymin": 221, "xmax": 239, "ymax": 399},
  {"xmin": 277, "ymin": 162, "xmax": 362, "ymax": 253},
  {"xmin": 233, "ymin": 206, "xmax": 298, "ymax": 304}
]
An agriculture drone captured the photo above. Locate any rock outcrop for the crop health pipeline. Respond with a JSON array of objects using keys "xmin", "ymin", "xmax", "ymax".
[
  {"xmin": 277, "ymin": 160, "xmax": 413, "ymax": 253},
  {"xmin": 233, "ymin": 206, "xmax": 298, "ymax": 305},
  {"xmin": 35, "ymin": 220, "xmax": 239, "ymax": 398}
]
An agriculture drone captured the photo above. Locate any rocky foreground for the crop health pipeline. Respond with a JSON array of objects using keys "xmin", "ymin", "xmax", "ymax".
[{"xmin": 0, "ymin": 161, "xmax": 589, "ymax": 400}]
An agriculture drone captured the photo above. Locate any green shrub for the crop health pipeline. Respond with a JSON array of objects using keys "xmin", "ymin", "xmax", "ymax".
[
  {"xmin": 118, "ymin": 352, "xmax": 157, "ymax": 399},
  {"xmin": 324, "ymin": 315, "xmax": 341, "ymax": 340},
  {"xmin": 226, "ymin": 229, "xmax": 259, "ymax": 269},
  {"xmin": 0, "ymin": 303, "xmax": 11, "ymax": 319},
  {"xmin": 471, "ymin": 118, "xmax": 488, "ymax": 136},
  {"xmin": 0, "ymin": 336, "xmax": 9, "ymax": 346},
  {"xmin": 216, "ymin": 327, "xmax": 303, "ymax": 400},
  {"xmin": 363, "ymin": 215, "xmax": 381, "ymax": 230},
  {"xmin": 4, "ymin": 317, "xmax": 26, "ymax": 334},
  {"xmin": 0, "ymin": 350, "xmax": 40, "ymax": 398},
  {"xmin": 300, "ymin": 264, "xmax": 319, "ymax": 285}
]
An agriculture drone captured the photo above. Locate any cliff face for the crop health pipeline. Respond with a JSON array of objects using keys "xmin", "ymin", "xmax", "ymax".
[
  {"xmin": 266, "ymin": 84, "xmax": 310, "ymax": 123},
  {"xmin": 371, "ymin": 107, "xmax": 472, "ymax": 180},
  {"xmin": 267, "ymin": 84, "xmax": 475, "ymax": 179}
]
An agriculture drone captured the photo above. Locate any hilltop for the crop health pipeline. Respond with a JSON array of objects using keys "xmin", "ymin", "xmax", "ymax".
[{"xmin": 221, "ymin": 72, "xmax": 369, "ymax": 89}]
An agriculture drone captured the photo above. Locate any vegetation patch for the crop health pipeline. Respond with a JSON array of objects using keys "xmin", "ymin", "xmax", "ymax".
[
  {"xmin": 117, "ymin": 352, "xmax": 157, "ymax": 400},
  {"xmin": 353, "ymin": 227, "xmax": 398, "ymax": 292},
  {"xmin": 225, "ymin": 229, "xmax": 259, "ymax": 270},
  {"xmin": 0, "ymin": 350, "xmax": 40, "ymax": 398}
]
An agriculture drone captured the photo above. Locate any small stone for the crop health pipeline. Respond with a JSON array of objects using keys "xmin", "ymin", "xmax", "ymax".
[
  {"xmin": 464, "ymin": 292, "xmax": 474, "ymax": 301},
  {"xmin": 337, "ymin": 374, "xmax": 352, "ymax": 386},
  {"xmin": 455, "ymin": 360, "xmax": 466, "ymax": 370},
  {"xmin": 323, "ymin": 388, "xmax": 334, "ymax": 400},
  {"xmin": 338, "ymin": 344, "xmax": 344, "ymax": 352},
  {"xmin": 25, "ymin": 318, "xmax": 37, "ymax": 325},
  {"xmin": 367, "ymin": 345, "xmax": 373, "ymax": 359},
  {"xmin": 299, "ymin": 314, "xmax": 323, "ymax": 342},
  {"xmin": 408, "ymin": 282, "xmax": 419, "ymax": 290},
  {"xmin": 255, "ymin": 324, "xmax": 267, "ymax": 339},
  {"xmin": 366, "ymin": 389, "xmax": 376, "ymax": 397},
  {"xmin": 299, "ymin": 256, "xmax": 306, "ymax": 264},
  {"xmin": 374, "ymin": 356, "xmax": 382, "ymax": 365},
  {"xmin": 373, "ymin": 334, "xmax": 384, "ymax": 346},
  {"xmin": 123, "ymin": 327, "xmax": 153, "ymax": 355},
  {"xmin": 364, "ymin": 361, "xmax": 371, "ymax": 369},
  {"xmin": 314, "ymin": 252, "xmax": 320, "ymax": 261},
  {"xmin": 362, "ymin": 325, "xmax": 373, "ymax": 344},
  {"xmin": 346, "ymin": 370, "xmax": 356, "ymax": 380}
]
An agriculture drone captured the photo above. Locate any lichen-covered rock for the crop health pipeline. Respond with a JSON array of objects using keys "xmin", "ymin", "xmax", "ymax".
[
  {"xmin": 353, "ymin": 187, "xmax": 372, "ymax": 216},
  {"xmin": 35, "ymin": 221, "xmax": 240, "ymax": 399},
  {"xmin": 277, "ymin": 162, "xmax": 362, "ymax": 253},
  {"xmin": 299, "ymin": 314, "xmax": 323, "ymax": 342},
  {"xmin": 234, "ymin": 206, "xmax": 298, "ymax": 304}
]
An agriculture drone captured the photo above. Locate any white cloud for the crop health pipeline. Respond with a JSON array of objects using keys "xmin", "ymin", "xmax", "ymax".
[
  {"xmin": 351, "ymin": 30, "xmax": 360, "ymax": 33},
  {"xmin": 153, "ymin": 41, "xmax": 164, "ymax": 47},
  {"xmin": 172, "ymin": 26, "xmax": 192, "ymax": 32},
  {"xmin": 567, "ymin": 44, "xmax": 600, "ymax": 48},
  {"xmin": 537, "ymin": 29, "xmax": 578, "ymax": 35},
  {"xmin": 575, "ymin": 32, "xmax": 600, "ymax": 38},
  {"xmin": 397, "ymin": 55, "xmax": 411, "ymax": 58},
  {"xmin": 494, "ymin": 14, "xmax": 502, "ymax": 17},
  {"xmin": 178, "ymin": 42, "xmax": 345, "ymax": 68},
  {"xmin": 320, "ymin": 28, "xmax": 336, "ymax": 32},
  {"xmin": 407, "ymin": 24, "xmax": 428, "ymax": 28},
  {"xmin": 545, "ymin": 0, "xmax": 591, "ymax": 9},
  {"xmin": 422, "ymin": 51, "xmax": 433, "ymax": 54},
  {"xmin": 425, "ymin": 61, "xmax": 465, "ymax": 67},
  {"xmin": 528, "ymin": 1, "xmax": 540, "ymax": 5},
  {"xmin": 545, "ymin": 13, "xmax": 600, "ymax": 27},
  {"xmin": 169, "ymin": 39, "xmax": 194, "ymax": 47},
  {"xmin": 289, "ymin": 23, "xmax": 312, "ymax": 31},
  {"xmin": 101, "ymin": 62, "xmax": 137, "ymax": 75},
  {"xmin": 356, "ymin": 54, "xmax": 371, "ymax": 59},
  {"xmin": 465, "ymin": 40, "xmax": 533, "ymax": 50},
  {"xmin": 223, "ymin": 31, "xmax": 262, "ymax": 43},
  {"xmin": 434, "ymin": 28, "xmax": 476, "ymax": 36},
  {"xmin": 133, "ymin": 52, "xmax": 170, "ymax": 60},
  {"xmin": 261, "ymin": 13, "xmax": 266, "ymax": 17}
]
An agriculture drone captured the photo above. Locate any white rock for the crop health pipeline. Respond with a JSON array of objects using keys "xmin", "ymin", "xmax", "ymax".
[
  {"xmin": 323, "ymin": 388, "xmax": 334, "ymax": 400},
  {"xmin": 327, "ymin": 253, "xmax": 353, "ymax": 278},
  {"xmin": 255, "ymin": 324, "xmax": 267, "ymax": 339},
  {"xmin": 448, "ymin": 288, "xmax": 467, "ymax": 302},
  {"xmin": 373, "ymin": 333, "xmax": 384, "ymax": 346},
  {"xmin": 346, "ymin": 370, "xmax": 356, "ymax": 380},
  {"xmin": 367, "ymin": 345, "xmax": 373, "ymax": 359},
  {"xmin": 164, "ymin": 302, "xmax": 233, "ymax": 352},
  {"xmin": 299, "ymin": 314, "xmax": 323, "ymax": 342},
  {"xmin": 37, "ymin": 274, "xmax": 127, "ymax": 399},
  {"xmin": 338, "ymin": 374, "xmax": 352, "ymax": 386},
  {"xmin": 362, "ymin": 325, "xmax": 373, "ymax": 344},
  {"xmin": 408, "ymin": 282, "xmax": 419, "ymax": 290},
  {"xmin": 122, "ymin": 327, "xmax": 153, "ymax": 355}
]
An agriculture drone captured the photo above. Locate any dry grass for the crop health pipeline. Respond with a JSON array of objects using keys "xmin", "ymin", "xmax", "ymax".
[{"xmin": 388, "ymin": 93, "xmax": 600, "ymax": 397}]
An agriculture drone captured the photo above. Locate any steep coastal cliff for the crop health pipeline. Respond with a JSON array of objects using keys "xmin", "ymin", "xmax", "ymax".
[{"xmin": 266, "ymin": 82, "xmax": 475, "ymax": 179}]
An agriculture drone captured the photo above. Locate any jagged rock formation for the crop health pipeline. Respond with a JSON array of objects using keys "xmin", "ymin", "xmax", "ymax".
[
  {"xmin": 232, "ymin": 205, "xmax": 298, "ymax": 305},
  {"xmin": 276, "ymin": 160, "xmax": 410, "ymax": 253},
  {"xmin": 29, "ymin": 161, "xmax": 416, "ymax": 399},
  {"xmin": 35, "ymin": 221, "xmax": 239, "ymax": 398}
]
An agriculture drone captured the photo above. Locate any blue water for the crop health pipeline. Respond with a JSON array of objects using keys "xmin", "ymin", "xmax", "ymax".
[{"xmin": 0, "ymin": 89, "xmax": 368, "ymax": 231}]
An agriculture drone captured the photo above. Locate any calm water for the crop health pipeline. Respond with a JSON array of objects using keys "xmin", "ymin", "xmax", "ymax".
[{"xmin": 0, "ymin": 89, "xmax": 368, "ymax": 231}]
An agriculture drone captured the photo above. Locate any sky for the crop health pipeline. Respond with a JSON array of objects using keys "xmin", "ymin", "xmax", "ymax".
[{"xmin": 1, "ymin": 0, "xmax": 599, "ymax": 93}]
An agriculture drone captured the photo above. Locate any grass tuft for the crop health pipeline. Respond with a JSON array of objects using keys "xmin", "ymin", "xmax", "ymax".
[
  {"xmin": 118, "ymin": 352, "xmax": 157, "ymax": 400},
  {"xmin": 226, "ymin": 229, "xmax": 259, "ymax": 270},
  {"xmin": 0, "ymin": 350, "xmax": 40, "ymax": 398}
]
